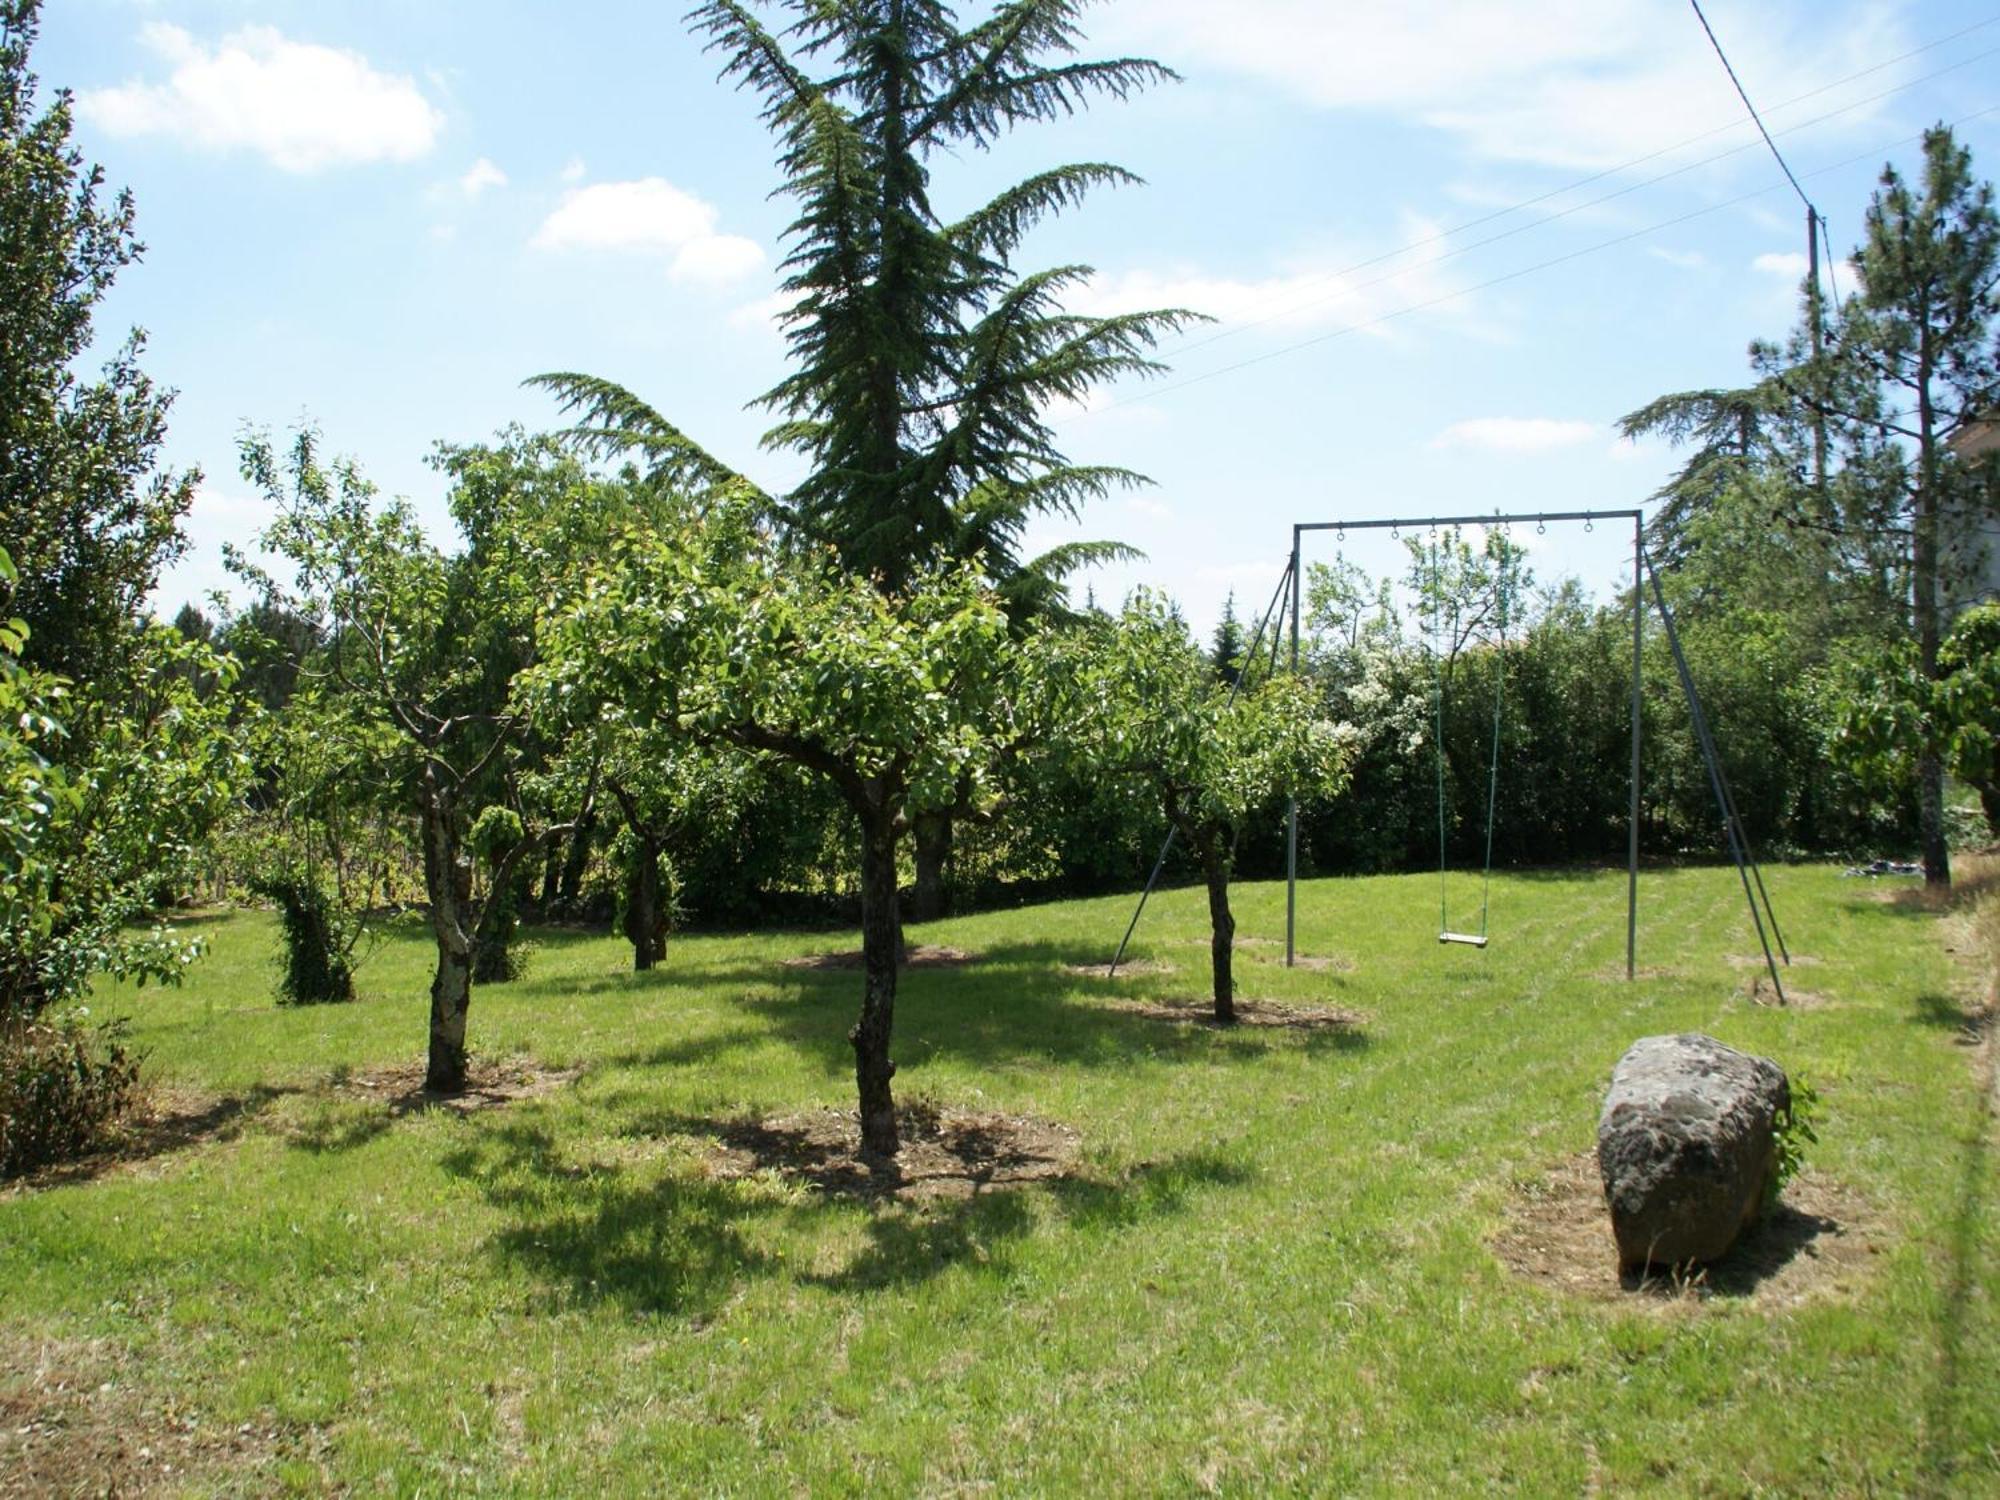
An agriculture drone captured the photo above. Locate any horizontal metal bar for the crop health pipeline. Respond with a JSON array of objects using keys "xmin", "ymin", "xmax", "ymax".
[{"xmin": 1294, "ymin": 509, "xmax": 1642, "ymax": 535}]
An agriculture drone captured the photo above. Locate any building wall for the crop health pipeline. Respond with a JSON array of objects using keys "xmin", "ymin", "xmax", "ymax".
[{"xmin": 1945, "ymin": 420, "xmax": 2000, "ymax": 616}]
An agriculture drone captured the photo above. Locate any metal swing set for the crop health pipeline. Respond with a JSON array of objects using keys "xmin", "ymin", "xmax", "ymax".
[{"xmin": 1107, "ymin": 507, "xmax": 1792, "ymax": 1004}]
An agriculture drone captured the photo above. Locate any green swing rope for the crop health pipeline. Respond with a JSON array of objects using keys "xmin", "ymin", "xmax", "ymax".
[{"xmin": 1433, "ymin": 533, "xmax": 1512, "ymax": 944}]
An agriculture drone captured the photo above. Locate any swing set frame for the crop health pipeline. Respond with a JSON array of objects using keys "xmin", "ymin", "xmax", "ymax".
[
  {"xmin": 1104, "ymin": 507, "xmax": 1791, "ymax": 1002},
  {"xmin": 1282, "ymin": 508, "xmax": 1786, "ymax": 998}
]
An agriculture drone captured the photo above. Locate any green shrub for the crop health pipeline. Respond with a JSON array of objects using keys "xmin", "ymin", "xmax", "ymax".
[
  {"xmin": 1769, "ymin": 1076, "xmax": 1820, "ymax": 1208},
  {"xmin": 0, "ymin": 1011, "xmax": 143, "ymax": 1177},
  {"xmin": 256, "ymin": 870, "xmax": 357, "ymax": 1005}
]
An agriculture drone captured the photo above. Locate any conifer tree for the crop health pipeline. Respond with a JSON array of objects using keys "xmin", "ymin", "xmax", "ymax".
[
  {"xmin": 1822, "ymin": 128, "xmax": 2000, "ymax": 887},
  {"xmin": 536, "ymin": 0, "xmax": 1191, "ymax": 933},
  {"xmin": 1210, "ymin": 592, "xmax": 1245, "ymax": 686}
]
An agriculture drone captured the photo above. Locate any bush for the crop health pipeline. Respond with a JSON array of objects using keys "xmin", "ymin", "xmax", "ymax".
[
  {"xmin": 0, "ymin": 1011, "xmax": 143, "ymax": 1177},
  {"xmin": 257, "ymin": 871, "xmax": 357, "ymax": 1005}
]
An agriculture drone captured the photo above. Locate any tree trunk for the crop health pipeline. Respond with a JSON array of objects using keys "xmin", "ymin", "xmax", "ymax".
[
  {"xmin": 1200, "ymin": 834, "xmax": 1236, "ymax": 1025},
  {"xmin": 910, "ymin": 809, "xmax": 952, "ymax": 923},
  {"xmin": 556, "ymin": 804, "xmax": 596, "ymax": 912},
  {"xmin": 624, "ymin": 832, "xmax": 668, "ymax": 971},
  {"xmin": 1914, "ymin": 341, "xmax": 1952, "ymax": 888},
  {"xmin": 536, "ymin": 836, "xmax": 563, "ymax": 915},
  {"xmin": 852, "ymin": 811, "xmax": 901, "ymax": 1155},
  {"xmin": 420, "ymin": 769, "xmax": 475, "ymax": 1093}
]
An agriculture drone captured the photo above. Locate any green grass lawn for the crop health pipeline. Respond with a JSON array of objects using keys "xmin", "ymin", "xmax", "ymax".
[{"xmin": 4, "ymin": 865, "xmax": 1996, "ymax": 1495}]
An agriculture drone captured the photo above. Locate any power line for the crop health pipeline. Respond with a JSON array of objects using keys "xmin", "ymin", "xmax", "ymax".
[
  {"xmin": 1161, "ymin": 46, "xmax": 1997, "ymax": 361},
  {"xmin": 1689, "ymin": 0, "xmax": 1819, "ymax": 214},
  {"xmin": 1155, "ymin": 15, "xmax": 1999, "ymax": 362},
  {"xmin": 1088, "ymin": 104, "xmax": 1999, "ymax": 415}
]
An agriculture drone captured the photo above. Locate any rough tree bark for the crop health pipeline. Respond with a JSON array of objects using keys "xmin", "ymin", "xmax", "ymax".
[
  {"xmin": 853, "ymin": 808, "xmax": 902, "ymax": 1155},
  {"xmin": 1198, "ymin": 830, "xmax": 1236, "ymax": 1024},
  {"xmin": 420, "ymin": 765, "xmax": 475, "ymax": 1093}
]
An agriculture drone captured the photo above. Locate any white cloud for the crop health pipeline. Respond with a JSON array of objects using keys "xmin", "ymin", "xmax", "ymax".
[
  {"xmin": 1648, "ymin": 246, "xmax": 1708, "ymax": 270},
  {"xmin": 671, "ymin": 233, "xmax": 765, "ymax": 284},
  {"xmin": 1752, "ymin": 251, "xmax": 1811, "ymax": 277},
  {"xmin": 1433, "ymin": 417, "xmax": 1599, "ymax": 453},
  {"xmin": 1105, "ymin": 0, "xmax": 1907, "ymax": 170},
  {"xmin": 728, "ymin": 290, "xmax": 798, "ymax": 335},
  {"xmin": 560, "ymin": 156, "xmax": 587, "ymax": 184},
  {"xmin": 1074, "ymin": 212, "xmax": 1486, "ymax": 347},
  {"xmin": 77, "ymin": 23, "xmax": 442, "ymax": 172},
  {"xmin": 533, "ymin": 177, "xmax": 766, "ymax": 283},
  {"xmin": 458, "ymin": 157, "xmax": 507, "ymax": 198}
]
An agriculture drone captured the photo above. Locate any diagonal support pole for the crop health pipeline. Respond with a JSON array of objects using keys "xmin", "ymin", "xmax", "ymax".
[{"xmin": 1644, "ymin": 555, "xmax": 1787, "ymax": 1004}]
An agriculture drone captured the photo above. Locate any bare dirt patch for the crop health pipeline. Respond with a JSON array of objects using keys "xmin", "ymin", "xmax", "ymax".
[
  {"xmin": 1743, "ymin": 976, "xmax": 1836, "ymax": 1010},
  {"xmin": 324, "ymin": 1056, "xmax": 580, "ymax": 1116},
  {"xmin": 2, "ymin": 1083, "xmax": 298, "ymax": 1196},
  {"xmin": 0, "ymin": 1332, "xmax": 302, "ymax": 1498},
  {"xmin": 780, "ymin": 944, "xmax": 974, "ymax": 972},
  {"xmin": 1112, "ymin": 997, "xmax": 1368, "ymax": 1033},
  {"xmin": 701, "ymin": 1099, "xmax": 1079, "ymax": 1201},
  {"xmin": 1492, "ymin": 1152, "xmax": 1882, "ymax": 1310}
]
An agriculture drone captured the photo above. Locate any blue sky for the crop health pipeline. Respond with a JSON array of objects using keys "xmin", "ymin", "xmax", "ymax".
[{"xmin": 36, "ymin": 0, "xmax": 2000, "ymax": 633}]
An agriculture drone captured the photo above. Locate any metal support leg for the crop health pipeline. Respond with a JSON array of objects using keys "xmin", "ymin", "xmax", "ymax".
[{"xmin": 1644, "ymin": 557, "xmax": 1786, "ymax": 1004}]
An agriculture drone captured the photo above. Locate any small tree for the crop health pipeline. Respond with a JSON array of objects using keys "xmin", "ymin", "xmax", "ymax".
[
  {"xmin": 1839, "ymin": 602, "xmax": 2000, "ymax": 838},
  {"xmin": 544, "ymin": 495, "xmax": 1065, "ymax": 1152},
  {"xmin": 1078, "ymin": 593, "xmax": 1350, "ymax": 1020},
  {"xmin": 236, "ymin": 430, "xmax": 591, "ymax": 1091}
]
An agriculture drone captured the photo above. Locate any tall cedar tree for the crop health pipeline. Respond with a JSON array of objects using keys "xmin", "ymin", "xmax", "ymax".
[
  {"xmin": 535, "ymin": 0, "xmax": 1193, "ymax": 922},
  {"xmin": 0, "ymin": 0, "xmax": 194, "ymax": 684}
]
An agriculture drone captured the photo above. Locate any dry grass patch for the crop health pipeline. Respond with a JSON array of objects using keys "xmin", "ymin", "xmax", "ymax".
[
  {"xmin": 1060, "ymin": 958, "xmax": 1177, "ymax": 978},
  {"xmin": 1492, "ymin": 1152, "xmax": 1882, "ymax": 1311},
  {"xmin": 702, "ymin": 1098, "xmax": 1080, "ymax": 1201},
  {"xmin": 0, "ymin": 1332, "xmax": 303, "ymax": 1498}
]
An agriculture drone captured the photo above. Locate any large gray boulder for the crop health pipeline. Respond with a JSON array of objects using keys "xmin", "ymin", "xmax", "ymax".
[{"xmin": 1597, "ymin": 1033, "xmax": 1790, "ymax": 1271}]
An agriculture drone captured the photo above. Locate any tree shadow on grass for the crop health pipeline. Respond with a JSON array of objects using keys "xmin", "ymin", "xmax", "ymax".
[
  {"xmin": 1921, "ymin": 1045, "xmax": 1996, "ymax": 1493},
  {"xmin": 1909, "ymin": 991, "xmax": 1998, "ymax": 1049},
  {"xmin": 811, "ymin": 1151, "xmax": 1254, "ymax": 1292},
  {"xmin": 5, "ymin": 1084, "xmax": 300, "ymax": 1192},
  {"xmin": 440, "ymin": 1120, "xmax": 781, "ymax": 1318},
  {"xmin": 678, "ymin": 939, "xmax": 1371, "ymax": 1078},
  {"xmin": 439, "ymin": 1113, "xmax": 1253, "ymax": 1316}
]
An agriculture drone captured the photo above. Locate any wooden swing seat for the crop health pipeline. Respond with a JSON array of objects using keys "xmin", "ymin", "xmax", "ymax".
[{"xmin": 1438, "ymin": 931, "xmax": 1489, "ymax": 948}]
